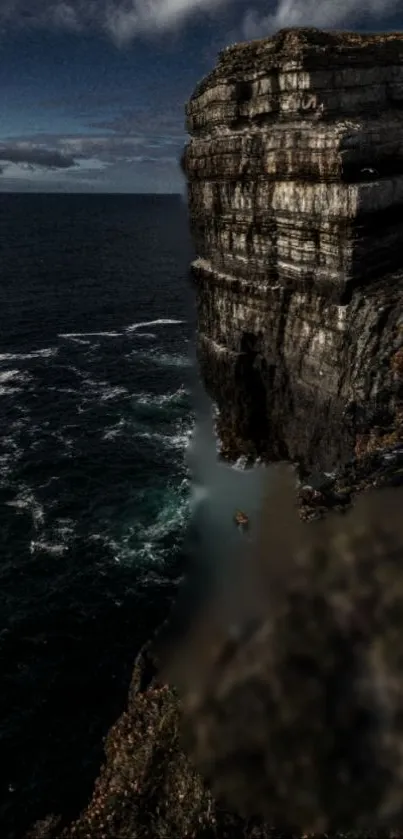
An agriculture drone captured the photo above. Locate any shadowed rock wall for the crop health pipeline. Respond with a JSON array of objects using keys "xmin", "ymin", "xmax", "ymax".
[{"xmin": 183, "ymin": 27, "xmax": 403, "ymax": 473}]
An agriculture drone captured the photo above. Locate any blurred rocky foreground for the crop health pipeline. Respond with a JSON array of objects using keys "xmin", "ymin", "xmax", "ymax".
[{"xmin": 26, "ymin": 443, "xmax": 403, "ymax": 839}]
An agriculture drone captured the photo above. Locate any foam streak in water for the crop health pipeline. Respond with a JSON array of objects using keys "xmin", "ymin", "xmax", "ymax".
[
  {"xmin": 126, "ymin": 318, "xmax": 184, "ymax": 332},
  {"xmin": 0, "ymin": 348, "xmax": 57, "ymax": 361},
  {"xmin": 59, "ymin": 331, "xmax": 121, "ymax": 339}
]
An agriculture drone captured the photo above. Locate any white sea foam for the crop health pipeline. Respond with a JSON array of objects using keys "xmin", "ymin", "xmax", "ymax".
[
  {"xmin": 126, "ymin": 318, "xmax": 184, "ymax": 333},
  {"xmin": 132, "ymin": 480, "xmax": 190, "ymax": 566},
  {"xmin": 77, "ymin": 380, "xmax": 130, "ymax": 412},
  {"xmin": 169, "ymin": 423, "xmax": 194, "ymax": 451},
  {"xmin": 134, "ymin": 385, "xmax": 188, "ymax": 408},
  {"xmin": 232, "ymin": 455, "xmax": 250, "ymax": 472},
  {"xmin": 103, "ymin": 418, "xmax": 126, "ymax": 440},
  {"xmin": 0, "ymin": 348, "xmax": 57, "ymax": 361},
  {"xmin": 100, "ymin": 385, "xmax": 129, "ymax": 402},
  {"xmin": 0, "ymin": 369, "xmax": 21, "ymax": 384},
  {"xmin": 86, "ymin": 474, "xmax": 191, "ymax": 569},
  {"xmin": 0, "ymin": 386, "xmax": 23, "ymax": 396},
  {"xmin": 6, "ymin": 488, "xmax": 45, "ymax": 528},
  {"xmin": 135, "ymin": 420, "xmax": 193, "ymax": 453},
  {"xmin": 125, "ymin": 349, "xmax": 192, "ymax": 368},
  {"xmin": 59, "ymin": 331, "xmax": 121, "ymax": 339},
  {"xmin": 152, "ymin": 352, "xmax": 193, "ymax": 369},
  {"xmin": 29, "ymin": 540, "xmax": 66, "ymax": 556},
  {"xmin": 0, "ymin": 369, "xmax": 34, "ymax": 396},
  {"xmin": 382, "ymin": 447, "xmax": 403, "ymax": 462},
  {"xmin": 27, "ymin": 516, "xmax": 75, "ymax": 557},
  {"xmin": 61, "ymin": 336, "xmax": 92, "ymax": 346}
]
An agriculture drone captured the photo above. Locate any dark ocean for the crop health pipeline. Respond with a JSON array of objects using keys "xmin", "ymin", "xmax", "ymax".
[
  {"xmin": 0, "ymin": 193, "xmax": 197, "ymax": 837},
  {"xmin": 0, "ymin": 192, "xmax": 268, "ymax": 839}
]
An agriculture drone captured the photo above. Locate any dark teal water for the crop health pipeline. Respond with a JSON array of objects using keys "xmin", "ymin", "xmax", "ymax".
[{"xmin": 0, "ymin": 193, "xmax": 196, "ymax": 837}]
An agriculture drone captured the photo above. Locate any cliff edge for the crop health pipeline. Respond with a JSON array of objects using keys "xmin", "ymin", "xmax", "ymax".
[{"xmin": 182, "ymin": 27, "xmax": 403, "ymax": 472}]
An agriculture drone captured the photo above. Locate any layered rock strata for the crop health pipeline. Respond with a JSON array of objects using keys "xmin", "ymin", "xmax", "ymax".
[{"xmin": 183, "ymin": 27, "xmax": 403, "ymax": 472}]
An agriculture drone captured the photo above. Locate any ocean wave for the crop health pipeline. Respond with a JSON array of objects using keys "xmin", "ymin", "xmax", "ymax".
[
  {"xmin": 29, "ymin": 539, "xmax": 66, "ymax": 556},
  {"xmin": 102, "ymin": 418, "xmax": 126, "ymax": 441},
  {"xmin": 0, "ymin": 369, "xmax": 34, "ymax": 396},
  {"xmin": 123, "ymin": 478, "xmax": 190, "ymax": 567},
  {"xmin": 169, "ymin": 423, "xmax": 194, "ymax": 451},
  {"xmin": 126, "ymin": 318, "xmax": 184, "ymax": 333},
  {"xmin": 0, "ymin": 370, "xmax": 22, "ymax": 384},
  {"xmin": 60, "ymin": 336, "xmax": 92, "ymax": 346},
  {"xmin": 153, "ymin": 352, "xmax": 193, "ymax": 369},
  {"xmin": 0, "ymin": 369, "xmax": 33, "ymax": 384},
  {"xmin": 0, "ymin": 348, "xmax": 57, "ymax": 361},
  {"xmin": 134, "ymin": 385, "xmax": 188, "ymax": 409},
  {"xmin": 59, "ymin": 331, "xmax": 121, "ymax": 339},
  {"xmin": 5, "ymin": 487, "xmax": 45, "ymax": 529},
  {"xmin": 126, "ymin": 349, "xmax": 193, "ymax": 369},
  {"xmin": 100, "ymin": 386, "xmax": 129, "ymax": 402},
  {"xmin": 135, "ymin": 420, "xmax": 193, "ymax": 453},
  {"xmin": 142, "ymin": 478, "xmax": 189, "ymax": 540},
  {"xmin": 77, "ymin": 382, "xmax": 130, "ymax": 411}
]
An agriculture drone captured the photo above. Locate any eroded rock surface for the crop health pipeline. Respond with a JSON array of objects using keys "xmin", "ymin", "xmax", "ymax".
[{"xmin": 182, "ymin": 27, "xmax": 403, "ymax": 472}]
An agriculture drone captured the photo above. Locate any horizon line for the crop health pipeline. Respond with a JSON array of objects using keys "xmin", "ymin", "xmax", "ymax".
[{"xmin": 0, "ymin": 190, "xmax": 184, "ymax": 196}]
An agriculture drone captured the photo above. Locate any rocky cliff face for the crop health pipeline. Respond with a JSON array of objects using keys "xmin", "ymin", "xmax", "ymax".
[{"xmin": 182, "ymin": 27, "xmax": 403, "ymax": 473}]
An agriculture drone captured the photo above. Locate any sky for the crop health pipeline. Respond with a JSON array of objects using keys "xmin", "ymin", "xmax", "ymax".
[{"xmin": 1, "ymin": 0, "xmax": 403, "ymax": 194}]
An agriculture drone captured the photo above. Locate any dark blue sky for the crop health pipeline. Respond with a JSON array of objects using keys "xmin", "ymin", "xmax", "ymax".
[{"xmin": 0, "ymin": 0, "xmax": 402, "ymax": 193}]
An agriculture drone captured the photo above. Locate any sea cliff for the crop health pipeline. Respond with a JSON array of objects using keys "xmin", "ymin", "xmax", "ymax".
[
  {"xmin": 183, "ymin": 27, "xmax": 403, "ymax": 472},
  {"xmin": 27, "ymin": 27, "xmax": 403, "ymax": 839}
]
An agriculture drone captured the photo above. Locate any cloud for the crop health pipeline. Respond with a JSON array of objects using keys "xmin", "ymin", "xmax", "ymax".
[
  {"xmin": 241, "ymin": 0, "xmax": 402, "ymax": 40},
  {"xmin": 0, "ymin": 142, "xmax": 77, "ymax": 169},
  {"xmin": 0, "ymin": 0, "xmax": 230, "ymax": 44},
  {"xmin": 0, "ymin": 133, "xmax": 184, "ymax": 192},
  {"xmin": 0, "ymin": 0, "xmax": 400, "ymax": 46}
]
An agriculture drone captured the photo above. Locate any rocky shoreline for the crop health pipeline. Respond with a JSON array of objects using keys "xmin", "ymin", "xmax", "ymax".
[{"xmin": 26, "ymin": 27, "xmax": 403, "ymax": 839}]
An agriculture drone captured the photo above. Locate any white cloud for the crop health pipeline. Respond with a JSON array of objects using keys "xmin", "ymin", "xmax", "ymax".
[
  {"xmin": 0, "ymin": 0, "xmax": 230, "ymax": 44},
  {"xmin": 2, "ymin": 0, "xmax": 402, "ymax": 46},
  {"xmin": 51, "ymin": 2, "xmax": 82, "ymax": 30},
  {"xmin": 241, "ymin": 0, "xmax": 402, "ymax": 41},
  {"xmin": 105, "ymin": 0, "xmax": 228, "ymax": 44}
]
